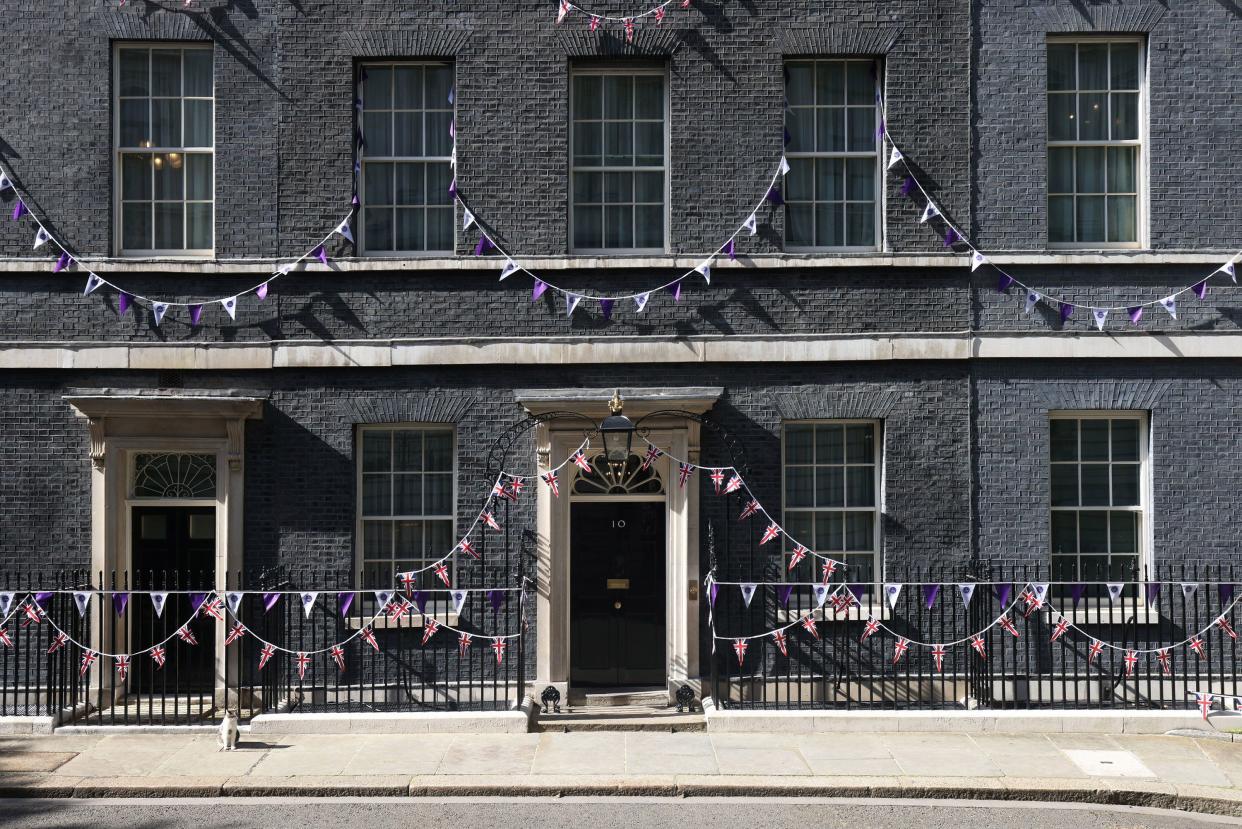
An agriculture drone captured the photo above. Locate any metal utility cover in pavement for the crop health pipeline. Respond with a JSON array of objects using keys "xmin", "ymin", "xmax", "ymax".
[{"xmin": 1062, "ymin": 749, "xmax": 1155, "ymax": 778}]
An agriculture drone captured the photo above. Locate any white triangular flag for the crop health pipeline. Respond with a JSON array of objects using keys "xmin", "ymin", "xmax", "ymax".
[
  {"xmin": 0, "ymin": 592, "xmax": 13, "ymax": 618},
  {"xmin": 499, "ymin": 259, "xmax": 519, "ymax": 281},
  {"xmin": 1160, "ymin": 296, "xmax": 1177, "ymax": 319},
  {"xmin": 958, "ymin": 583, "xmax": 976, "ymax": 608},
  {"xmin": 740, "ymin": 583, "xmax": 757, "ymax": 607},
  {"xmin": 919, "ymin": 203, "xmax": 939, "ymax": 224},
  {"xmin": 451, "ymin": 590, "xmax": 469, "ymax": 614},
  {"xmin": 150, "ymin": 592, "xmax": 168, "ymax": 617},
  {"xmin": 884, "ymin": 583, "xmax": 903, "ymax": 609},
  {"xmin": 1024, "ymin": 291, "xmax": 1041, "ymax": 315},
  {"xmin": 1030, "ymin": 583, "xmax": 1049, "ymax": 604},
  {"xmin": 1217, "ymin": 262, "xmax": 1236, "ymax": 283},
  {"xmin": 84, "ymin": 273, "xmax": 104, "ymax": 295},
  {"xmin": 0, "ymin": 171, "xmax": 10, "ymax": 191},
  {"xmin": 450, "ymin": 145, "xmax": 457, "ymax": 169},
  {"xmin": 152, "ymin": 303, "xmax": 169, "ymax": 326},
  {"xmin": 73, "ymin": 591, "xmax": 91, "ymax": 617},
  {"xmin": 634, "ymin": 292, "xmax": 650, "ymax": 313},
  {"xmin": 334, "ymin": 218, "xmax": 354, "ymax": 243},
  {"xmin": 887, "ymin": 146, "xmax": 902, "ymax": 169},
  {"xmin": 374, "ymin": 590, "xmax": 394, "ymax": 609},
  {"xmin": 300, "ymin": 592, "xmax": 319, "ymax": 618},
  {"xmin": 220, "ymin": 296, "xmax": 238, "ymax": 320},
  {"xmin": 33, "ymin": 227, "xmax": 51, "ymax": 249},
  {"xmin": 566, "ymin": 294, "xmax": 581, "ymax": 316},
  {"xmin": 743, "ymin": 213, "xmax": 757, "ymax": 235},
  {"xmin": 1092, "ymin": 309, "xmax": 1108, "ymax": 331},
  {"xmin": 1106, "ymin": 583, "xmax": 1124, "ymax": 602},
  {"xmin": 779, "ymin": 156, "xmax": 790, "ymax": 176},
  {"xmin": 1181, "ymin": 583, "xmax": 1200, "ymax": 601},
  {"xmin": 226, "ymin": 591, "xmax": 244, "ymax": 614},
  {"xmin": 970, "ymin": 251, "xmax": 987, "ymax": 272},
  {"xmin": 695, "ymin": 261, "xmax": 711, "ymax": 283},
  {"xmin": 812, "ymin": 584, "xmax": 830, "ymax": 607},
  {"xmin": 462, "ymin": 208, "xmax": 475, "ymax": 231}
]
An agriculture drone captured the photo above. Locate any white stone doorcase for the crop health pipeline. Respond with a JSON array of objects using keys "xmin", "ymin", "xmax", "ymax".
[{"xmin": 515, "ymin": 388, "xmax": 722, "ymax": 704}]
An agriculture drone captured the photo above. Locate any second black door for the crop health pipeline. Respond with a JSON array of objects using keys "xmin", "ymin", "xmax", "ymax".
[{"xmin": 569, "ymin": 501, "xmax": 666, "ymax": 687}]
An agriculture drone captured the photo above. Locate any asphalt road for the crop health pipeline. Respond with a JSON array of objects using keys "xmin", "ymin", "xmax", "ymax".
[{"xmin": 2, "ymin": 797, "xmax": 1241, "ymax": 829}]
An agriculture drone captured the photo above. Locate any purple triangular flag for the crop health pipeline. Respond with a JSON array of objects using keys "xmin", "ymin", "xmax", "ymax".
[
  {"xmin": 337, "ymin": 591, "xmax": 354, "ymax": 617},
  {"xmin": 313, "ymin": 246, "xmax": 326, "ymax": 266},
  {"xmin": 1128, "ymin": 306, "xmax": 1143, "ymax": 324},
  {"xmin": 11, "ymin": 199, "xmax": 25, "ymax": 221},
  {"xmin": 944, "ymin": 228, "xmax": 959, "ymax": 247},
  {"xmin": 352, "ymin": 193, "xmax": 360, "ymax": 206},
  {"xmin": 1194, "ymin": 280, "xmax": 1208, "ymax": 300},
  {"xmin": 600, "ymin": 298, "xmax": 614, "ymax": 320},
  {"xmin": 33, "ymin": 591, "xmax": 52, "ymax": 609},
  {"xmin": 900, "ymin": 176, "xmax": 916, "ymax": 197},
  {"xmin": 112, "ymin": 593, "xmax": 129, "ymax": 617},
  {"xmin": 532, "ymin": 279, "xmax": 548, "ymax": 301},
  {"xmin": 997, "ymin": 274, "xmax": 1014, "ymax": 293},
  {"xmin": 725, "ymin": 238, "xmax": 736, "ymax": 260},
  {"xmin": 765, "ymin": 186, "xmax": 783, "ymax": 206},
  {"xmin": 474, "ymin": 235, "xmax": 493, "ymax": 256},
  {"xmin": 189, "ymin": 304, "xmax": 203, "ymax": 326},
  {"xmin": 488, "ymin": 589, "xmax": 505, "ymax": 614},
  {"xmin": 846, "ymin": 584, "xmax": 864, "ymax": 604},
  {"xmin": 1145, "ymin": 583, "xmax": 1161, "ymax": 604},
  {"xmin": 118, "ymin": 293, "xmax": 132, "ymax": 316},
  {"xmin": 189, "ymin": 593, "xmax": 207, "ymax": 613},
  {"xmin": 255, "ymin": 282, "xmax": 269, "ymax": 301},
  {"xmin": 669, "ymin": 281, "xmax": 682, "ymax": 302},
  {"xmin": 263, "ymin": 592, "xmax": 280, "ymax": 612},
  {"xmin": 448, "ymin": 178, "xmax": 458, "ymax": 199},
  {"xmin": 1070, "ymin": 583, "xmax": 1087, "ymax": 608},
  {"xmin": 1059, "ymin": 302, "xmax": 1073, "ymax": 322},
  {"xmin": 53, "ymin": 252, "xmax": 71, "ymax": 273},
  {"xmin": 1220, "ymin": 583, "xmax": 1235, "ymax": 605},
  {"xmin": 875, "ymin": 118, "xmax": 886, "ymax": 139},
  {"xmin": 413, "ymin": 590, "xmax": 429, "ymax": 615},
  {"xmin": 994, "ymin": 584, "xmax": 1012, "ymax": 606},
  {"xmin": 709, "ymin": 582, "xmax": 719, "ymax": 607},
  {"xmin": 923, "ymin": 583, "xmax": 940, "ymax": 609},
  {"xmin": 777, "ymin": 585, "xmax": 794, "ymax": 608}
]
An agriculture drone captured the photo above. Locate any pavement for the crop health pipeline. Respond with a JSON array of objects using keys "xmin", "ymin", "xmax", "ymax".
[{"xmin": 4, "ymin": 731, "xmax": 1242, "ymax": 817}]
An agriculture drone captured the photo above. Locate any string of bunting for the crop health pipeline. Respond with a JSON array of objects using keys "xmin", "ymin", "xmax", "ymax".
[
  {"xmin": 876, "ymin": 96, "xmax": 1241, "ymax": 327},
  {"xmin": 555, "ymin": 0, "xmax": 692, "ymax": 41},
  {"xmin": 1191, "ymin": 690, "xmax": 1242, "ymax": 720}
]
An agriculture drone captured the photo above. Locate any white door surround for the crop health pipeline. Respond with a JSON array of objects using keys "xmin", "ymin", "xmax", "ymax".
[{"xmin": 514, "ymin": 387, "xmax": 722, "ymax": 704}]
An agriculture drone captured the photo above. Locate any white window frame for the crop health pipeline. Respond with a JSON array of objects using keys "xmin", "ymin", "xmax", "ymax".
[
  {"xmin": 354, "ymin": 424, "xmax": 458, "ymax": 587},
  {"xmin": 113, "ymin": 42, "xmax": 215, "ymax": 258},
  {"xmin": 357, "ymin": 60, "xmax": 456, "ymax": 257},
  {"xmin": 1046, "ymin": 36, "xmax": 1148, "ymax": 250},
  {"xmin": 568, "ymin": 64, "xmax": 670, "ymax": 255},
  {"xmin": 780, "ymin": 419, "xmax": 883, "ymax": 585},
  {"xmin": 1048, "ymin": 410, "xmax": 1152, "ymax": 579},
  {"xmin": 783, "ymin": 58, "xmax": 884, "ymax": 253}
]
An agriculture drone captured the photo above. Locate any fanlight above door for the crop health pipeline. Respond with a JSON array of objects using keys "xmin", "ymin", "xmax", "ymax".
[{"xmin": 573, "ymin": 453, "xmax": 664, "ymax": 495}]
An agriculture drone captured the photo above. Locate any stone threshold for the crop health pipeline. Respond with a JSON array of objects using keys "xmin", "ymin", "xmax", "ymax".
[{"xmin": 246, "ymin": 699, "xmax": 535, "ymax": 734}]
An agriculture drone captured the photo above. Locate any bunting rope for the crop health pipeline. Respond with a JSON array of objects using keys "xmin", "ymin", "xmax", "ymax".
[
  {"xmin": 556, "ymin": 0, "xmax": 690, "ymax": 28},
  {"xmin": 877, "ymin": 97, "xmax": 1241, "ymax": 326}
]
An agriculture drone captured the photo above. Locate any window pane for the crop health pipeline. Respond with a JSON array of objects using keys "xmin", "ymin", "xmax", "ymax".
[
  {"xmin": 186, "ymin": 203, "xmax": 212, "ymax": 250},
  {"xmin": 816, "ymin": 204, "xmax": 844, "ymax": 248},
  {"xmin": 1112, "ymin": 464, "xmax": 1139, "ymax": 506},
  {"xmin": 784, "ymin": 512, "xmax": 812, "ymax": 549},
  {"xmin": 365, "ymin": 162, "xmax": 394, "ymax": 205},
  {"xmin": 1107, "ymin": 197, "xmax": 1136, "ymax": 243},
  {"xmin": 395, "ymin": 209, "xmax": 425, "ymax": 250},
  {"xmin": 393, "ymin": 111, "xmax": 422, "ymax": 157},
  {"xmin": 395, "ymin": 163, "xmax": 424, "ymax": 205},
  {"xmin": 1050, "ymin": 419, "xmax": 1078, "ymax": 461},
  {"xmin": 604, "ymin": 206, "xmax": 633, "ymax": 247},
  {"xmin": 1111, "ymin": 419, "xmax": 1139, "ymax": 461},
  {"xmin": 426, "ymin": 520, "xmax": 452, "ymax": 557},
  {"xmin": 604, "ymin": 171, "xmax": 633, "ymax": 203},
  {"xmin": 365, "ymin": 66, "xmax": 392, "ymax": 108},
  {"xmin": 1079, "ymin": 511, "xmax": 1108, "ymax": 552},
  {"xmin": 394, "ymin": 474, "xmax": 422, "ymax": 515},
  {"xmin": 786, "ymin": 63, "xmax": 814, "ymax": 105},
  {"xmin": 844, "ymin": 513, "xmax": 872, "ymax": 551},
  {"xmin": 1048, "ymin": 196, "xmax": 1075, "ymax": 243},
  {"xmin": 426, "ymin": 65, "xmax": 453, "ymax": 106},
  {"xmin": 183, "ymin": 49, "xmax": 212, "ymax": 97},
  {"xmin": 393, "ymin": 66, "xmax": 423, "ymax": 109},
  {"xmin": 119, "ymin": 50, "xmax": 149, "ymax": 96},
  {"xmin": 426, "ymin": 111, "xmax": 453, "ymax": 156},
  {"xmin": 119, "ymin": 100, "xmax": 149, "ymax": 147},
  {"xmin": 424, "ymin": 431, "xmax": 452, "ymax": 470},
  {"xmin": 1077, "ymin": 195, "xmax": 1106, "ymax": 242},
  {"xmin": 153, "ymin": 157, "xmax": 183, "ymax": 199},
  {"xmin": 574, "ymin": 122, "xmax": 602, "ymax": 166},
  {"xmin": 425, "ymin": 473, "xmax": 452, "ymax": 514},
  {"xmin": 1107, "ymin": 146, "xmax": 1136, "ymax": 192},
  {"xmin": 816, "ymin": 512, "xmax": 844, "ymax": 551},
  {"xmin": 846, "ymin": 203, "xmax": 874, "ymax": 247},
  {"xmin": 816, "ymin": 466, "xmax": 844, "ymax": 508},
  {"xmin": 817, "ymin": 424, "xmax": 844, "ymax": 464},
  {"xmin": 1047, "ymin": 93, "xmax": 1077, "ymax": 141},
  {"xmin": 1078, "ymin": 43, "xmax": 1108, "ymax": 89},
  {"xmin": 363, "ymin": 474, "xmax": 390, "ymax": 515},
  {"xmin": 786, "ymin": 467, "xmax": 813, "ymax": 508},
  {"xmin": 1111, "ymin": 92, "xmax": 1138, "ymax": 140},
  {"xmin": 154, "ymin": 202, "xmax": 184, "ymax": 249},
  {"xmin": 574, "ymin": 171, "xmax": 602, "ymax": 204},
  {"xmin": 1080, "ymin": 464, "xmax": 1110, "ymax": 506},
  {"xmin": 787, "ymin": 108, "xmax": 812, "ymax": 153},
  {"xmin": 364, "ymin": 207, "xmax": 393, "ymax": 251},
  {"xmin": 1048, "ymin": 147, "xmax": 1074, "ymax": 193},
  {"xmin": 1081, "ymin": 420, "xmax": 1109, "ymax": 460},
  {"xmin": 604, "ymin": 122, "xmax": 633, "ymax": 165},
  {"xmin": 785, "ymin": 426, "xmax": 813, "ymax": 462},
  {"xmin": 1051, "ymin": 511, "xmax": 1077, "ymax": 554},
  {"xmin": 151, "ymin": 50, "xmax": 181, "ymax": 96},
  {"xmin": 846, "ymin": 466, "xmax": 874, "ymax": 507},
  {"xmin": 362, "ymin": 431, "xmax": 390, "ymax": 471},
  {"xmin": 845, "ymin": 158, "xmax": 874, "ymax": 201},
  {"xmin": 846, "ymin": 107, "xmax": 873, "ymax": 151},
  {"xmin": 363, "ymin": 521, "xmax": 391, "ymax": 561},
  {"xmin": 786, "ymin": 158, "xmax": 813, "ymax": 202},
  {"xmin": 1048, "ymin": 44, "xmax": 1076, "ymax": 91},
  {"xmin": 393, "ymin": 430, "xmax": 422, "ymax": 470},
  {"xmin": 426, "ymin": 208, "xmax": 452, "ymax": 250},
  {"xmin": 1110, "ymin": 43, "xmax": 1139, "ymax": 89},
  {"xmin": 604, "ymin": 76, "xmax": 633, "ymax": 118},
  {"xmin": 817, "ymin": 61, "xmax": 844, "ymax": 105},
  {"xmin": 635, "ymin": 171, "xmax": 662, "ymax": 203},
  {"xmin": 634, "ymin": 205, "xmax": 663, "ymax": 248},
  {"xmin": 425, "ymin": 163, "xmax": 452, "ymax": 206},
  {"xmin": 786, "ymin": 205, "xmax": 813, "ymax": 246},
  {"xmin": 122, "ymin": 154, "xmax": 151, "ymax": 200},
  {"xmin": 573, "ymin": 206, "xmax": 602, "ymax": 249},
  {"xmin": 122, "ymin": 203, "xmax": 151, "ymax": 250},
  {"xmin": 846, "ymin": 62, "xmax": 873, "ymax": 105},
  {"xmin": 363, "ymin": 112, "xmax": 391, "ymax": 157},
  {"xmin": 1050, "ymin": 464, "xmax": 1079, "ymax": 506},
  {"xmin": 634, "ymin": 75, "xmax": 663, "ymax": 119},
  {"xmin": 816, "ymin": 158, "xmax": 843, "ymax": 202},
  {"xmin": 151, "ymin": 99, "xmax": 181, "ymax": 146},
  {"xmin": 1078, "ymin": 93, "xmax": 1107, "ymax": 140},
  {"xmin": 1110, "ymin": 511, "xmax": 1138, "ymax": 553},
  {"xmin": 573, "ymin": 75, "xmax": 602, "ymax": 120},
  {"xmin": 845, "ymin": 424, "xmax": 873, "ymax": 463},
  {"xmin": 635, "ymin": 122, "xmax": 663, "ymax": 166},
  {"xmin": 816, "ymin": 108, "xmax": 845, "ymax": 152},
  {"xmin": 394, "ymin": 521, "xmax": 421, "ymax": 559},
  {"xmin": 184, "ymin": 100, "xmax": 212, "ymax": 147}
]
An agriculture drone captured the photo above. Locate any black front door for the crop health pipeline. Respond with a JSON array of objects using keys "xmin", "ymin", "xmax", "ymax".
[
  {"xmin": 570, "ymin": 501, "xmax": 666, "ymax": 687},
  {"xmin": 131, "ymin": 506, "xmax": 216, "ymax": 692}
]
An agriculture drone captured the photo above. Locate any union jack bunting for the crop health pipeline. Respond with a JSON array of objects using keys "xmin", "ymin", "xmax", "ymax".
[
  {"xmin": 1157, "ymin": 648, "xmax": 1172, "ymax": 676},
  {"xmin": 150, "ymin": 645, "xmax": 167, "ymax": 668},
  {"xmin": 458, "ymin": 538, "xmax": 479, "ymax": 559},
  {"xmin": 47, "ymin": 631, "xmax": 68, "ymax": 654},
  {"xmin": 1020, "ymin": 590, "xmax": 1042, "ymax": 619},
  {"xmin": 491, "ymin": 638, "xmax": 508, "ymax": 664},
  {"xmin": 1087, "ymin": 639, "xmax": 1104, "ymax": 664},
  {"xmin": 0, "ymin": 627, "xmax": 9, "ymax": 648},
  {"xmin": 508, "ymin": 478, "xmax": 526, "ymax": 498},
  {"xmin": 709, "ymin": 469, "xmax": 724, "ymax": 492},
  {"xmin": 860, "ymin": 618, "xmax": 881, "ymax": 642},
  {"xmin": 891, "ymin": 638, "xmax": 910, "ymax": 664},
  {"xmin": 997, "ymin": 614, "xmax": 1020, "ymax": 638},
  {"xmin": 115, "ymin": 654, "xmax": 130, "ymax": 681},
  {"xmin": 21, "ymin": 602, "xmax": 42, "ymax": 625},
  {"xmin": 678, "ymin": 463, "xmax": 693, "ymax": 487},
  {"xmin": 1050, "ymin": 618, "xmax": 1070, "ymax": 643},
  {"xmin": 772, "ymin": 629, "xmax": 788, "ymax": 657},
  {"xmin": 421, "ymin": 617, "xmax": 440, "ymax": 646},
  {"xmin": 481, "ymin": 511, "xmax": 502, "ymax": 531},
  {"xmin": 760, "ymin": 523, "xmax": 781, "ymax": 545},
  {"xmin": 654, "ymin": 5, "xmax": 665, "ymax": 23},
  {"xmin": 542, "ymin": 471, "xmax": 560, "ymax": 497},
  {"xmin": 800, "ymin": 614, "xmax": 820, "ymax": 640},
  {"xmin": 458, "ymin": 632, "xmax": 473, "ymax": 657},
  {"xmin": 932, "ymin": 644, "xmax": 946, "ymax": 672},
  {"xmin": 225, "ymin": 622, "xmax": 247, "ymax": 645},
  {"xmin": 434, "ymin": 562, "xmax": 452, "ymax": 588},
  {"xmin": 723, "ymin": 474, "xmax": 743, "ymax": 494},
  {"xmin": 1123, "ymin": 649, "xmax": 1138, "ymax": 676},
  {"xmin": 1190, "ymin": 636, "xmax": 1206, "ymax": 658},
  {"xmin": 830, "ymin": 590, "xmax": 854, "ymax": 615},
  {"xmin": 360, "ymin": 626, "xmax": 379, "ymax": 651},
  {"xmin": 732, "ymin": 638, "xmax": 748, "ymax": 666},
  {"xmin": 491, "ymin": 480, "xmax": 507, "ymax": 499},
  {"xmin": 387, "ymin": 599, "xmax": 412, "ymax": 620},
  {"xmin": 640, "ymin": 446, "xmax": 663, "ymax": 471},
  {"xmin": 571, "ymin": 451, "xmax": 592, "ymax": 472},
  {"xmin": 556, "ymin": 0, "xmax": 570, "ymax": 24},
  {"xmin": 624, "ymin": 17, "xmax": 635, "ymax": 42},
  {"xmin": 1217, "ymin": 616, "xmax": 1238, "ymax": 640},
  {"xmin": 589, "ymin": 13, "xmax": 600, "ymax": 31},
  {"xmin": 176, "ymin": 626, "xmax": 198, "ymax": 646},
  {"xmin": 80, "ymin": 650, "xmax": 97, "ymax": 677},
  {"xmin": 200, "ymin": 597, "xmax": 225, "ymax": 621},
  {"xmin": 738, "ymin": 500, "xmax": 760, "ymax": 521},
  {"xmin": 400, "ymin": 571, "xmax": 417, "ymax": 595},
  {"xmin": 330, "ymin": 644, "xmax": 346, "ymax": 672},
  {"xmin": 258, "ymin": 643, "xmax": 277, "ymax": 670},
  {"xmin": 969, "ymin": 635, "xmax": 987, "ymax": 660},
  {"xmin": 295, "ymin": 651, "xmax": 311, "ymax": 680},
  {"xmin": 1196, "ymin": 691, "xmax": 1215, "ymax": 720},
  {"xmin": 820, "ymin": 559, "xmax": 838, "ymax": 584},
  {"xmin": 787, "ymin": 545, "xmax": 808, "ymax": 571}
]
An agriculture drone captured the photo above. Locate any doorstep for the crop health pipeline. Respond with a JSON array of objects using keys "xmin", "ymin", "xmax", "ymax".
[
  {"xmin": 700, "ymin": 698, "xmax": 1214, "ymax": 735},
  {"xmin": 247, "ymin": 699, "xmax": 535, "ymax": 735},
  {"xmin": 0, "ymin": 715, "xmax": 56, "ymax": 736}
]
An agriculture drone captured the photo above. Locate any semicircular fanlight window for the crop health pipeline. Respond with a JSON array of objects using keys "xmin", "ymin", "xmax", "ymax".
[
  {"xmin": 132, "ymin": 453, "xmax": 217, "ymax": 498},
  {"xmin": 572, "ymin": 453, "xmax": 664, "ymax": 495}
]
